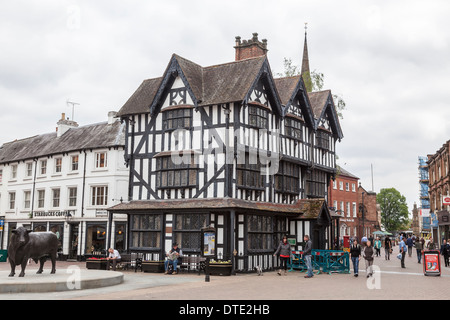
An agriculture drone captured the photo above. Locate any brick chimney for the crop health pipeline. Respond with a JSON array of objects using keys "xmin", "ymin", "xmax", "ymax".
[
  {"xmin": 234, "ymin": 33, "xmax": 268, "ymax": 61},
  {"xmin": 56, "ymin": 113, "xmax": 79, "ymax": 137}
]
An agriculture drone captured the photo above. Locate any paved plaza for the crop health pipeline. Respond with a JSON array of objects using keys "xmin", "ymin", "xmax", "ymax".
[{"xmin": 0, "ymin": 249, "xmax": 449, "ymax": 301}]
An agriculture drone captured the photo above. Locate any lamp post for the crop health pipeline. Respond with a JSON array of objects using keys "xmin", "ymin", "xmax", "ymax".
[{"xmin": 359, "ymin": 191, "xmax": 366, "ymax": 240}]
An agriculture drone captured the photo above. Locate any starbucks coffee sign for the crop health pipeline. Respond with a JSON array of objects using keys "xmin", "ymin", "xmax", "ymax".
[{"xmin": 33, "ymin": 210, "xmax": 75, "ymax": 218}]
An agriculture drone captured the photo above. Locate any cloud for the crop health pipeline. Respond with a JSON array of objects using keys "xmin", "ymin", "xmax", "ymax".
[{"xmin": 1, "ymin": 0, "xmax": 449, "ymax": 212}]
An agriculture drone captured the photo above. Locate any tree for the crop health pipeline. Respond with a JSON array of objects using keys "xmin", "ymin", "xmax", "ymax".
[
  {"xmin": 277, "ymin": 57, "xmax": 346, "ymax": 119},
  {"xmin": 377, "ymin": 188, "xmax": 410, "ymax": 232}
]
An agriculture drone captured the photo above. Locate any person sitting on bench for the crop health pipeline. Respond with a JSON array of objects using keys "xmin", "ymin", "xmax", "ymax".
[
  {"xmin": 106, "ymin": 248, "xmax": 121, "ymax": 271},
  {"xmin": 164, "ymin": 243, "xmax": 182, "ymax": 274}
]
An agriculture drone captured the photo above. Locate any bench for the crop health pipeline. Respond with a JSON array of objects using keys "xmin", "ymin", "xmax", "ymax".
[
  {"xmin": 115, "ymin": 254, "xmax": 132, "ymax": 271},
  {"xmin": 179, "ymin": 256, "xmax": 206, "ymax": 275}
]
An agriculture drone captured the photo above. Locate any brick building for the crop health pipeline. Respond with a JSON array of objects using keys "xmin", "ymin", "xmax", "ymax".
[
  {"xmin": 329, "ymin": 166, "xmax": 359, "ymax": 238},
  {"xmin": 427, "ymin": 140, "xmax": 450, "ymax": 243},
  {"xmin": 329, "ymin": 166, "xmax": 381, "ymax": 242}
]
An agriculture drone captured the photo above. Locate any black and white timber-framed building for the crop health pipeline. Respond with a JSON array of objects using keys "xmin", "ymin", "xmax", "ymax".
[{"xmin": 110, "ymin": 33, "xmax": 343, "ymax": 272}]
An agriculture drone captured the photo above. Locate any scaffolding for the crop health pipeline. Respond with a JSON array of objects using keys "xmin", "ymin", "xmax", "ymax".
[{"xmin": 418, "ymin": 156, "xmax": 430, "ymax": 209}]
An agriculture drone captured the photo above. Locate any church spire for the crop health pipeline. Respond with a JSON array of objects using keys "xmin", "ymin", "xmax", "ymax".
[{"xmin": 301, "ymin": 23, "xmax": 313, "ymax": 92}]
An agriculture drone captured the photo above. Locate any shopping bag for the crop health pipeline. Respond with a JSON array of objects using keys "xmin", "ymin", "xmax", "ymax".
[{"xmin": 397, "ymin": 253, "xmax": 402, "ymax": 260}]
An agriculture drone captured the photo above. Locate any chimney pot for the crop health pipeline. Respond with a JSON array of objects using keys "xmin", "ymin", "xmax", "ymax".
[{"xmin": 234, "ymin": 32, "xmax": 268, "ymax": 61}]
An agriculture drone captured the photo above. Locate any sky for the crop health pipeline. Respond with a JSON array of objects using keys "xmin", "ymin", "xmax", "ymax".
[{"xmin": 1, "ymin": 0, "xmax": 450, "ymax": 213}]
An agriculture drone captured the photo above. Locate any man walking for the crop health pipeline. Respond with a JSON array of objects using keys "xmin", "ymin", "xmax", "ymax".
[
  {"xmin": 399, "ymin": 237, "xmax": 407, "ymax": 268},
  {"xmin": 303, "ymin": 235, "xmax": 313, "ymax": 278},
  {"xmin": 406, "ymin": 235, "xmax": 413, "ymax": 257}
]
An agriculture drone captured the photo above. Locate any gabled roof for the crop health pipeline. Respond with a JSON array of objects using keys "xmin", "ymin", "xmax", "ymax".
[
  {"xmin": 274, "ymin": 75, "xmax": 315, "ymax": 128},
  {"xmin": 117, "ymin": 54, "xmax": 283, "ymax": 117},
  {"xmin": 308, "ymin": 90, "xmax": 343, "ymax": 140},
  {"xmin": 0, "ymin": 120, "xmax": 125, "ymax": 164}
]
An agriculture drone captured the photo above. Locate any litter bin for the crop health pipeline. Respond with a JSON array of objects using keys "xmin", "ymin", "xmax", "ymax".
[
  {"xmin": 0, "ymin": 250, "xmax": 7, "ymax": 262},
  {"xmin": 423, "ymin": 250, "xmax": 440, "ymax": 276}
]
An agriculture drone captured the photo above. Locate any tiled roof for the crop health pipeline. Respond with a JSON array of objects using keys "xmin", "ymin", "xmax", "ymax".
[{"xmin": 0, "ymin": 120, "xmax": 125, "ymax": 164}]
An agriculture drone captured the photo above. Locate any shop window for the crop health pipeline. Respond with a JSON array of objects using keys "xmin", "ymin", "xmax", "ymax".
[
  {"xmin": 115, "ymin": 223, "xmax": 127, "ymax": 251},
  {"xmin": 50, "ymin": 223, "xmax": 64, "ymax": 253},
  {"xmin": 247, "ymin": 215, "xmax": 273, "ymax": 252},
  {"xmin": 173, "ymin": 213, "xmax": 208, "ymax": 253},
  {"xmin": 86, "ymin": 224, "xmax": 106, "ymax": 253},
  {"xmin": 130, "ymin": 214, "xmax": 162, "ymax": 249}
]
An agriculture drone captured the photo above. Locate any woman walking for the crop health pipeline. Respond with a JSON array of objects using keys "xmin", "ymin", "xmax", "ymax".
[
  {"xmin": 363, "ymin": 240, "xmax": 374, "ymax": 277},
  {"xmin": 274, "ymin": 235, "xmax": 291, "ymax": 276},
  {"xmin": 350, "ymin": 239, "xmax": 362, "ymax": 277}
]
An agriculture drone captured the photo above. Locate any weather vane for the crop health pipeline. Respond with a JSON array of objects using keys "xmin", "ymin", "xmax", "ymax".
[{"xmin": 304, "ymin": 22, "xmax": 308, "ymax": 35}]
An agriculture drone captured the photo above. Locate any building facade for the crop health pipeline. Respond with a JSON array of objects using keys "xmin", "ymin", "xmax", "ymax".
[
  {"xmin": 110, "ymin": 33, "xmax": 343, "ymax": 272},
  {"xmin": 328, "ymin": 166, "xmax": 359, "ymax": 239},
  {"xmin": 427, "ymin": 141, "xmax": 450, "ymax": 243},
  {"xmin": 0, "ymin": 112, "xmax": 128, "ymax": 260}
]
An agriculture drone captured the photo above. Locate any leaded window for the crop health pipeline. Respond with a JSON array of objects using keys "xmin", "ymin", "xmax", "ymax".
[
  {"xmin": 130, "ymin": 214, "xmax": 162, "ymax": 249},
  {"xmin": 275, "ymin": 161, "xmax": 300, "ymax": 194},
  {"xmin": 247, "ymin": 215, "xmax": 273, "ymax": 252},
  {"xmin": 316, "ymin": 130, "xmax": 330, "ymax": 150},
  {"xmin": 306, "ymin": 169, "xmax": 327, "ymax": 198},
  {"xmin": 236, "ymin": 153, "xmax": 265, "ymax": 190},
  {"xmin": 173, "ymin": 213, "xmax": 208, "ymax": 252},
  {"xmin": 248, "ymin": 105, "xmax": 268, "ymax": 129},
  {"xmin": 155, "ymin": 154, "xmax": 198, "ymax": 189},
  {"xmin": 163, "ymin": 108, "xmax": 192, "ymax": 130},
  {"xmin": 285, "ymin": 117, "xmax": 303, "ymax": 141}
]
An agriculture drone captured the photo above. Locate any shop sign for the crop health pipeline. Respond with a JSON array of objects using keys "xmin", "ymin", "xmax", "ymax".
[
  {"xmin": 95, "ymin": 210, "xmax": 108, "ymax": 217},
  {"xmin": 33, "ymin": 210, "xmax": 75, "ymax": 218}
]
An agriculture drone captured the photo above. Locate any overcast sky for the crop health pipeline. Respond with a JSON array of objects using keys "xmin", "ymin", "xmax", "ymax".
[{"xmin": 1, "ymin": 1, "xmax": 449, "ymax": 213}]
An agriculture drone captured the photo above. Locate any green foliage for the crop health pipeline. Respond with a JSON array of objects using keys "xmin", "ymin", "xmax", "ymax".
[
  {"xmin": 377, "ymin": 188, "xmax": 410, "ymax": 232},
  {"xmin": 277, "ymin": 57, "xmax": 345, "ymax": 119}
]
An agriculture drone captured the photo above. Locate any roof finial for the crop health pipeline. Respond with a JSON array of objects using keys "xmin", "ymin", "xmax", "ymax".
[
  {"xmin": 304, "ymin": 22, "xmax": 308, "ymax": 36},
  {"xmin": 301, "ymin": 23, "xmax": 312, "ymax": 92}
]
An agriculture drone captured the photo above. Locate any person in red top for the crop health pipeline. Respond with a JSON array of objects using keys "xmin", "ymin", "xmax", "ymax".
[{"xmin": 274, "ymin": 236, "xmax": 291, "ymax": 276}]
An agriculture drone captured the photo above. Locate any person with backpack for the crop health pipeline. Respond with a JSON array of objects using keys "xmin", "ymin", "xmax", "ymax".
[{"xmin": 350, "ymin": 239, "xmax": 362, "ymax": 277}]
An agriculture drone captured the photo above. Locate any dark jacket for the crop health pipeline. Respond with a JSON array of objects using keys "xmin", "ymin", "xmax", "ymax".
[
  {"xmin": 303, "ymin": 240, "xmax": 312, "ymax": 256},
  {"xmin": 363, "ymin": 246, "xmax": 374, "ymax": 261},
  {"xmin": 350, "ymin": 244, "xmax": 361, "ymax": 258}
]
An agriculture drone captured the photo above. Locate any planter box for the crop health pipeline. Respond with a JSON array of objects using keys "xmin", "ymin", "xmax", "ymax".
[
  {"xmin": 208, "ymin": 263, "xmax": 232, "ymax": 276},
  {"xmin": 86, "ymin": 259, "xmax": 107, "ymax": 270},
  {"xmin": 142, "ymin": 261, "xmax": 165, "ymax": 273}
]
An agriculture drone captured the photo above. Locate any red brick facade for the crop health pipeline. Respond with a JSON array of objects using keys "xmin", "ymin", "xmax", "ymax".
[{"xmin": 329, "ymin": 167, "xmax": 381, "ymax": 242}]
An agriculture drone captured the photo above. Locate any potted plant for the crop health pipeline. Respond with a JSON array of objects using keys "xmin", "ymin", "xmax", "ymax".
[
  {"xmin": 142, "ymin": 260, "xmax": 165, "ymax": 273},
  {"xmin": 86, "ymin": 257, "xmax": 107, "ymax": 270},
  {"xmin": 207, "ymin": 259, "xmax": 232, "ymax": 276}
]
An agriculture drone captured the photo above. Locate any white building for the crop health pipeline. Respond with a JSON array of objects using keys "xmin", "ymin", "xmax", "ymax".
[{"xmin": 0, "ymin": 112, "xmax": 128, "ymax": 260}]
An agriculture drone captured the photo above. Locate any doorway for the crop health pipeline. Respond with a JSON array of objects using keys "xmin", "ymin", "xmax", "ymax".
[{"xmin": 68, "ymin": 223, "xmax": 79, "ymax": 260}]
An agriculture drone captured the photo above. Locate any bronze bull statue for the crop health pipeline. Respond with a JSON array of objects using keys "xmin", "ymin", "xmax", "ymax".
[{"xmin": 8, "ymin": 227, "xmax": 58, "ymax": 277}]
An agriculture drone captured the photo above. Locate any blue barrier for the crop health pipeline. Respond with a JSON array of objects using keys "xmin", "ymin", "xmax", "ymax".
[{"xmin": 287, "ymin": 249, "xmax": 350, "ymax": 275}]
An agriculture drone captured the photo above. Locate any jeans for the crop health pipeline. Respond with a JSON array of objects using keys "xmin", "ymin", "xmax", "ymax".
[
  {"xmin": 304, "ymin": 255, "xmax": 313, "ymax": 277},
  {"xmin": 351, "ymin": 257, "xmax": 359, "ymax": 275},
  {"xmin": 365, "ymin": 259, "xmax": 373, "ymax": 276},
  {"xmin": 401, "ymin": 252, "xmax": 406, "ymax": 268},
  {"xmin": 416, "ymin": 249, "xmax": 422, "ymax": 263},
  {"xmin": 385, "ymin": 248, "xmax": 390, "ymax": 260},
  {"xmin": 164, "ymin": 259, "xmax": 178, "ymax": 271}
]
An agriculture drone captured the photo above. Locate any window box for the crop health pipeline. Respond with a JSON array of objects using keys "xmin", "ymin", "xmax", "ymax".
[
  {"xmin": 142, "ymin": 260, "xmax": 165, "ymax": 273},
  {"xmin": 86, "ymin": 258, "xmax": 107, "ymax": 270},
  {"xmin": 207, "ymin": 260, "xmax": 232, "ymax": 276}
]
